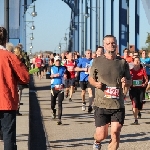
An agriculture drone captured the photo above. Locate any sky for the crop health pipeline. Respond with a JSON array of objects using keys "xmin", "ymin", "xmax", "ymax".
[{"xmin": 0, "ymin": 0, "xmax": 150, "ymax": 53}]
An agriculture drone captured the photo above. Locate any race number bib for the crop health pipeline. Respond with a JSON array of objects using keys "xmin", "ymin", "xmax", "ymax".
[
  {"xmin": 132, "ymin": 80, "xmax": 142, "ymax": 87},
  {"xmin": 54, "ymin": 84, "xmax": 64, "ymax": 91},
  {"xmin": 104, "ymin": 87, "xmax": 119, "ymax": 99}
]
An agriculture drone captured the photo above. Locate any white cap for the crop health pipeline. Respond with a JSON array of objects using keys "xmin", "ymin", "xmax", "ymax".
[{"xmin": 54, "ymin": 56, "xmax": 61, "ymax": 61}]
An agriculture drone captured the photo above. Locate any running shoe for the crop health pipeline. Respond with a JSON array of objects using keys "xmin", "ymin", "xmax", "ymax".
[
  {"xmin": 52, "ymin": 109, "xmax": 56, "ymax": 119},
  {"xmin": 93, "ymin": 142, "xmax": 101, "ymax": 150},
  {"xmin": 82, "ymin": 102, "xmax": 86, "ymax": 111},
  {"xmin": 88, "ymin": 105, "xmax": 93, "ymax": 113},
  {"xmin": 52, "ymin": 113, "xmax": 56, "ymax": 119},
  {"xmin": 69, "ymin": 98, "xmax": 72, "ymax": 102},
  {"xmin": 130, "ymin": 120, "xmax": 139, "ymax": 125},
  {"xmin": 138, "ymin": 112, "xmax": 142, "ymax": 119},
  {"xmin": 57, "ymin": 120, "xmax": 62, "ymax": 125}
]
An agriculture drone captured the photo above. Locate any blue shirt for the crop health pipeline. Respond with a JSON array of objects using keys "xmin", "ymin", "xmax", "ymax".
[
  {"xmin": 49, "ymin": 66, "xmax": 66, "ymax": 88},
  {"xmin": 77, "ymin": 58, "xmax": 92, "ymax": 81},
  {"xmin": 140, "ymin": 58, "xmax": 150, "ymax": 75},
  {"xmin": 89, "ymin": 59, "xmax": 93, "ymax": 67}
]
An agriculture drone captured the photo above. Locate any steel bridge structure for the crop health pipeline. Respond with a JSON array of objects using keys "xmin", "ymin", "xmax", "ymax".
[{"xmin": 4, "ymin": 0, "xmax": 150, "ymax": 55}]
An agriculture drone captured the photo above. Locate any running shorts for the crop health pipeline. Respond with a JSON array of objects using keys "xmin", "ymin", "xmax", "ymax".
[{"xmin": 94, "ymin": 107, "xmax": 125, "ymax": 127}]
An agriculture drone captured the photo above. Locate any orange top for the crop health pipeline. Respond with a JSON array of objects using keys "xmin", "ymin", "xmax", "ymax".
[
  {"xmin": 122, "ymin": 56, "xmax": 133, "ymax": 63},
  {"xmin": 0, "ymin": 49, "xmax": 29, "ymax": 110}
]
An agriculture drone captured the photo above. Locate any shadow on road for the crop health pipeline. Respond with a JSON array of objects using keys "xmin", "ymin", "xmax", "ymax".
[{"xmin": 29, "ymin": 75, "xmax": 49, "ymax": 150}]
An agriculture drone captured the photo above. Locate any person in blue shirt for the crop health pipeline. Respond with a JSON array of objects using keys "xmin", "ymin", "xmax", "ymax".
[
  {"xmin": 48, "ymin": 56, "xmax": 66, "ymax": 125},
  {"xmin": 140, "ymin": 50, "xmax": 150, "ymax": 99},
  {"xmin": 75, "ymin": 49, "xmax": 92, "ymax": 112}
]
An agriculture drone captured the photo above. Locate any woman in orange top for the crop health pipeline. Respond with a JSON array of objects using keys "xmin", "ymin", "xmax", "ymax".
[{"xmin": 129, "ymin": 57, "xmax": 148, "ymax": 125}]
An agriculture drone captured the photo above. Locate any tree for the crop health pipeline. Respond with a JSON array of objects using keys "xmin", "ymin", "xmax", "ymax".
[{"xmin": 145, "ymin": 32, "xmax": 150, "ymax": 50}]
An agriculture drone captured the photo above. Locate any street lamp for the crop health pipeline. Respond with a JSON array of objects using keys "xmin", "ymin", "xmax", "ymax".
[
  {"xmin": 25, "ymin": 21, "xmax": 35, "ymax": 30},
  {"xmin": 23, "ymin": 4, "xmax": 37, "ymax": 17},
  {"xmin": 30, "ymin": 33, "xmax": 34, "ymax": 40},
  {"xmin": 31, "ymin": 5, "xmax": 37, "ymax": 17},
  {"xmin": 30, "ymin": 43, "xmax": 33, "ymax": 49},
  {"xmin": 58, "ymin": 43, "xmax": 61, "ymax": 54}
]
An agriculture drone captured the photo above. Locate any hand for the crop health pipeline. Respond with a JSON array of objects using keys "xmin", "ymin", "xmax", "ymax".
[
  {"xmin": 83, "ymin": 68, "xmax": 88, "ymax": 72},
  {"xmin": 121, "ymin": 77, "xmax": 127, "ymax": 84},
  {"xmin": 95, "ymin": 82, "xmax": 103, "ymax": 89},
  {"xmin": 51, "ymin": 74, "xmax": 59, "ymax": 78},
  {"xmin": 142, "ymin": 83, "xmax": 147, "ymax": 87},
  {"xmin": 64, "ymin": 74, "xmax": 67, "ymax": 79}
]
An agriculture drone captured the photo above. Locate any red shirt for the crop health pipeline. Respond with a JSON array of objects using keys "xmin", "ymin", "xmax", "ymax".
[
  {"xmin": 64, "ymin": 60, "xmax": 76, "ymax": 79},
  {"xmin": 122, "ymin": 56, "xmax": 133, "ymax": 63},
  {"xmin": 35, "ymin": 58, "xmax": 43, "ymax": 68},
  {"xmin": 0, "ymin": 49, "xmax": 29, "ymax": 110},
  {"xmin": 130, "ymin": 67, "xmax": 147, "ymax": 87}
]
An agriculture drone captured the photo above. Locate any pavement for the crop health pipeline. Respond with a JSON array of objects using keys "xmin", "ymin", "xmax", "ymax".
[
  {"xmin": 0, "ymin": 75, "xmax": 150, "ymax": 150},
  {"xmin": 34, "ymin": 76, "xmax": 150, "ymax": 150}
]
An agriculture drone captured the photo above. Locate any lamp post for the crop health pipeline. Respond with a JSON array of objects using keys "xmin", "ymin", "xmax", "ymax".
[
  {"xmin": 25, "ymin": 21, "xmax": 35, "ymax": 30},
  {"xmin": 23, "ymin": 4, "xmax": 37, "ymax": 17},
  {"xmin": 59, "ymin": 43, "xmax": 61, "ymax": 54},
  {"xmin": 64, "ymin": 33, "xmax": 68, "ymax": 51},
  {"xmin": 30, "ymin": 33, "xmax": 34, "ymax": 40}
]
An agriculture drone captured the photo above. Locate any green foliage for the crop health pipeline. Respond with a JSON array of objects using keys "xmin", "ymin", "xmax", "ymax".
[{"xmin": 146, "ymin": 33, "xmax": 150, "ymax": 45}]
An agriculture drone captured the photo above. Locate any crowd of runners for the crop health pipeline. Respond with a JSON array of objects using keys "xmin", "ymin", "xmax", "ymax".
[{"xmin": 30, "ymin": 35, "xmax": 150, "ymax": 150}]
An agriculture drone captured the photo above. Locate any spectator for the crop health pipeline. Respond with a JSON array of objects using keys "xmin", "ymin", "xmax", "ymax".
[
  {"xmin": 6, "ymin": 42, "xmax": 14, "ymax": 52},
  {"xmin": 0, "ymin": 27, "xmax": 29, "ymax": 150}
]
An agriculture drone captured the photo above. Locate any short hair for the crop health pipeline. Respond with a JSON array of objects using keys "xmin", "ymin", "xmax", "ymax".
[
  {"xmin": 6, "ymin": 42, "xmax": 14, "ymax": 52},
  {"xmin": 0, "ymin": 27, "xmax": 7, "ymax": 46},
  {"xmin": 85, "ymin": 49, "xmax": 92, "ymax": 53},
  {"xmin": 134, "ymin": 51, "xmax": 139, "ymax": 55},
  {"xmin": 103, "ymin": 35, "xmax": 117, "ymax": 44},
  {"xmin": 123, "ymin": 48, "xmax": 129, "ymax": 53},
  {"xmin": 103, "ymin": 35, "xmax": 116, "ymax": 40},
  {"xmin": 96, "ymin": 46, "xmax": 104, "ymax": 52},
  {"xmin": 14, "ymin": 46, "xmax": 22, "ymax": 59}
]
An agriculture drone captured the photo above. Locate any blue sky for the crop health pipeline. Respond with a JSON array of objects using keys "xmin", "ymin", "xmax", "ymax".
[{"xmin": 0, "ymin": 0, "xmax": 150, "ymax": 53}]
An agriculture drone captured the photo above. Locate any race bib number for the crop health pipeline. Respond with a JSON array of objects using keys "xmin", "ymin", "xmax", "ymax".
[
  {"xmin": 133, "ymin": 80, "xmax": 142, "ymax": 87},
  {"xmin": 104, "ymin": 87, "xmax": 119, "ymax": 99},
  {"xmin": 54, "ymin": 84, "xmax": 64, "ymax": 91}
]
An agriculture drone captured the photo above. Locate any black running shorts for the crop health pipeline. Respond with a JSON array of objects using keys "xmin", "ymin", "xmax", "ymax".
[
  {"xmin": 65, "ymin": 78, "xmax": 75, "ymax": 88},
  {"xmin": 80, "ymin": 81, "xmax": 92, "ymax": 90},
  {"xmin": 94, "ymin": 107, "xmax": 125, "ymax": 127}
]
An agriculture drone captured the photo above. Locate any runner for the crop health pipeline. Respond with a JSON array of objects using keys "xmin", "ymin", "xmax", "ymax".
[
  {"xmin": 122, "ymin": 48, "xmax": 133, "ymax": 63},
  {"xmin": 89, "ymin": 35, "xmax": 131, "ymax": 150},
  {"xmin": 35, "ymin": 55, "xmax": 43, "ymax": 80},
  {"xmin": 129, "ymin": 57, "xmax": 148, "ymax": 124},
  {"xmin": 75, "ymin": 49, "xmax": 92, "ymax": 112},
  {"xmin": 61, "ymin": 52, "xmax": 67, "ymax": 66},
  {"xmin": 140, "ymin": 50, "xmax": 150, "ymax": 99},
  {"xmin": 88, "ymin": 46, "xmax": 104, "ymax": 112},
  {"xmin": 122, "ymin": 48, "xmax": 133, "ymax": 99},
  {"xmin": 64, "ymin": 52, "xmax": 77, "ymax": 101},
  {"xmin": 49, "ymin": 56, "xmax": 66, "ymax": 125}
]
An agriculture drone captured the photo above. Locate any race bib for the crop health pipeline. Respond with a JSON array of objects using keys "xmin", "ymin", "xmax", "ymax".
[
  {"xmin": 133, "ymin": 80, "xmax": 142, "ymax": 87},
  {"xmin": 54, "ymin": 84, "xmax": 64, "ymax": 91},
  {"xmin": 104, "ymin": 87, "xmax": 119, "ymax": 99}
]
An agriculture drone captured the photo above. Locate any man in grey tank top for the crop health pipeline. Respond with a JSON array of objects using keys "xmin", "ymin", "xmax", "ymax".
[{"xmin": 89, "ymin": 35, "xmax": 131, "ymax": 150}]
